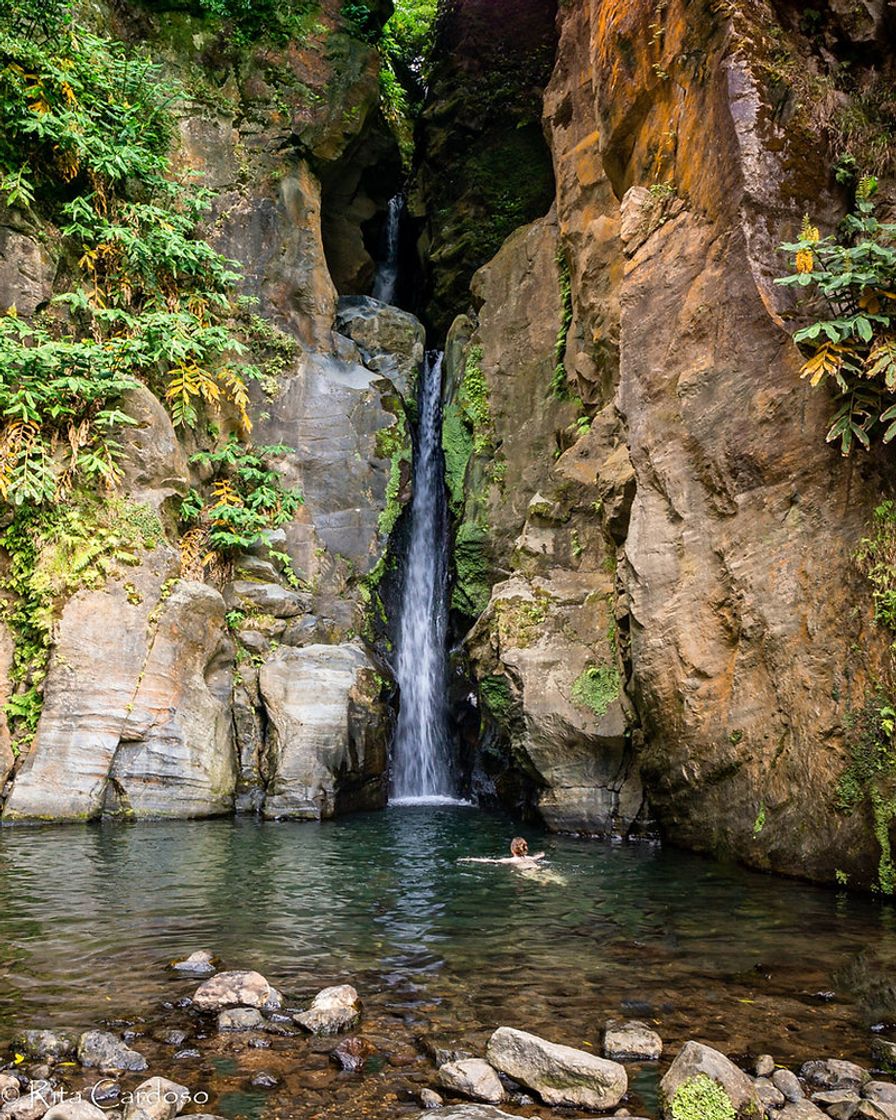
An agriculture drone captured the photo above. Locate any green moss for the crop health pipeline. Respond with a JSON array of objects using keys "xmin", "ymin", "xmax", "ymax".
[
  {"xmin": 376, "ymin": 411, "xmax": 411, "ymax": 539},
  {"xmin": 452, "ymin": 521, "xmax": 492, "ymax": 617},
  {"xmin": 480, "ymin": 675, "xmax": 513, "ymax": 723},
  {"xmin": 550, "ymin": 248, "xmax": 574, "ymax": 399},
  {"xmin": 494, "ymin": 590, "xmax": 551, "ymax": 650},
  {"xmin": 669, "ymin": 1075, "xmax": 735, "ymax": 1120},
  {"xmin": 835, "ymin": 694, "xmax": 896, "ymax": 893},
  {"xmin": 458, "ymin": 344, "xmax": 493, "ymax": 454},
  {"xmin": 571, "ymin": 664, "xmax": 620, "ymax": 719},
  {"xmin": 441, "ymin": 400, "xmax": 474, "ymax": 517}
]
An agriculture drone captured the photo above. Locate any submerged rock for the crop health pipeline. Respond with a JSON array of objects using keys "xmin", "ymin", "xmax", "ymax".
[
  {"xmin": 801, "ymin": 1060, "xmax": 870, "ymax": 1092},
  {"xmin": 438, "ymin": 1059, "xmax": 504, "ymax": 1104},
  {"xmin": 660, "ymin": 1041, "xmax": 760, "ymax": 1117},
  {"xmin": 486, "ymin": 1026, "xmax": 626, "ymax": 1110},
  {"xmin": 169, "ymin": 951, "xmax": 217, "ymax": 977},
  {"xmin": 12, "ymin": 1032, "xmax": 73, "ymax": 1060},
  {"xmin": 217, "ymin": 1008, "xmax": 265, "ymax": 1032},
  {"xmin": 294, "ymin": 985, "xmax": 361, "ymax": 1036},
  {"xmin": 603, "ymin": 1020, "xmax": 662, "ymax": 1061},
  {"xmin": 330, "ymin": 1037, "xmax": 375, "ymax": 1072},
  {"xmin": 192, "ymin": 971, "xmax": 279, "ymax": 1012},
  {"xmin": 77, "ymin": 1031, "xmax": 147, "ymax": 1073}
]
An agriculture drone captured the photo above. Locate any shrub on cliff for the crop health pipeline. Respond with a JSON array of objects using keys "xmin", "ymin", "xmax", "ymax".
[{"xmin": 777, "ymin": 177, "xmax": 896, "ymax": 455}]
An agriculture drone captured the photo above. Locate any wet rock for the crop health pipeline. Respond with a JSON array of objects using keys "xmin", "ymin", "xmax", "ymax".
[
  {"xmin": 260, "ymin": 645, "xmax": 389, "ymax": 820},
  {"xmin": 412, "ymin": 1108, "xmax": 520, "ymax": 1119},
  {"xmin": 486, "ymin": 1026, "xmax": 626, "ymax": 1110},
  {"xmin": 756, "ymin": 1054, "xmax": 776, "ymax": 1078},
  {"xmin": 438, "ymin": 1059, "xmax": 504, "ymax": 1104},
  {"xmin": 192, "ymin": 971, "xmax": 279, "ymax": 1012},
  {"xmin": 217, "ymin": 1008, "xmax": 264, "ymax": 1032},
  {"xmin": 12, "ymin": 1033, "xmax": 73, "ymax": 1061},
  {"xmin": 249, "ymin": 1074, "xmax": 279, "ymax": 1090},
  {"xmin": 172, "ymin": 1051, "xmax": 200, "ymax": 1061},
  {"xmin": 158, "ymin": 1031, "xmax": 188, "ymax": 1047},
  {"xmin": 0, "ymin": 1090, "xmax": 50, "ymax": 1120},
  {"xmin": 334, "ymin": 297, "xmax": 426, "ymax": 399},
  {"xmin": 43, "ymin": 1105, "xmax": 106, "ymax": 1120},
  {"xmin": 661, "ymin": 1041, "xmax": 761, "ymax": 1117},
  {"xmin": 756, "ymin": 1077, "xmax": 786, "ymax": 1109},
  {"xmin": 780, "ymin": 1104, "xmax": 828, "ymax": 1119},
  {"xmin": 420, "ymin": 1090, "xmax": 444, "ymax": 1109},
  {"xmin": 867, "ymin": 1085, "xmax": 896, "ymax": 1105},
  {"xmin": 122, "ymin": 1078, "xmax": 189, "ymax": 1120},
  {"xmin": 222, "ymin": 581, "xmax": 311, "ymax": 619},
  {"xmin": 873, "ymin": 1042, "xmax": 896, "ymax": 1074},
  {"xmin": 857, "ymin": 1103, "xmax": 896, "ymax": 1120},
  {"xmin": 801, "ymin": 1060, "xmax": 870, "ymax": 1093},
  {"xmin": 603, "ymin": 1020, "xmax": 662, "ymax": 1061},
  {"xmin": 77, "ymin": 1032, "xmax": 147, "ymax": 1073},
  {"xmin": 169, "ymin": 951, "xmax": 217, "ymax": 977},
  {"xmin": 774, "ymin": 1069, "xmax": 805, "ymax": 1102},
  {"xmin": 247, "ymin": 1040, "xmax": 271, "ymax": 1051},
  {"xmin": 294, "ymin": 985, "xmax": 361, "ymax": 1036},
  {"xmin": 331, "ymin": 1037, "xmax": 374, "ymax": 1072}
]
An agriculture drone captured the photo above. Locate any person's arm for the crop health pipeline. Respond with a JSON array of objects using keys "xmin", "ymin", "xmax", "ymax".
[{"xmin": 457, "ymin": 856, "xmax": 514, "ymax": 864}]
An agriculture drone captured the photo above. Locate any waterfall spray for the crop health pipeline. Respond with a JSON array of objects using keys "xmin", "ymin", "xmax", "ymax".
[{"xmin": 372, "ymin": 195, "xmax": 403, "ymax": 305}]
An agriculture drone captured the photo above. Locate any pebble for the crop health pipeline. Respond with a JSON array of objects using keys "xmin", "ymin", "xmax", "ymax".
[
  {"xmin": 249, "ymin": 1073, "xmax": 279, "ymax": 1090},
  {"xmin": 172, "ymin": 1050, "xmax": 200, "ymax": 1061},
  {"xmin": 419, "ymin": 1088, "xmax": 443, "ymax": 1109},
  {"xmin": 755, "ymin": 1054, "xmax": 776, "ymax": 1077}
]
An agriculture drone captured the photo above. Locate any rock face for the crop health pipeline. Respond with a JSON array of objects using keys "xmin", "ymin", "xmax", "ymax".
[
  {"xmin": 486, "ymin": 1026, "xmax": 627, "ymax": 1110},
  {"xmin": 439, "ymin": 0, "xmax": 896, "ymax": 884},
  {"xmin": 259, "ymin": 644, "xmax": 390, "ymax": 820}
]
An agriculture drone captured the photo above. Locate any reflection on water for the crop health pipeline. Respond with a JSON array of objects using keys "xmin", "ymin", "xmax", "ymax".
[{"xmin": 1, "ymin": 805, "xmax": 895, "ymax": 1067}]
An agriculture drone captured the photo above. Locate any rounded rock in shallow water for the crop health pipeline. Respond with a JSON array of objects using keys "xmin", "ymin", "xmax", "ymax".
[
  {"xmin": 122, "ymin": 1076, "xmax": 189, "ymax": 1120},
  {"xmin": 192, "ymin": 971, "xmax": 278, "ymax": 1013},
  {"xmin": 801, "ymin": 1059, "xmax": 870, "ymax": 1092},
  {"xmin": 419, "ymin": 1089, "xmax": 443, "ymax": 1109},
  {"xmin": 866, "ymin": 1083, "xmax": 896, "ymax": 1104},
  {"xmin": 42, "ymin": 1103, "xmax": 106, "ymax": 1120},
  {"xmin": 438, "ymin": 1059, "xmax": 504, "ymax": 1105},
  {"xmin": 172, "ymin": 1050, "xmax": 200, "ymax": 1061},
  {"xmin": 12, "ymin": 1033, "xmax": 73, "ymax": 1062},
  {"xmin": 169, "ymin": 951, "xmax": 217, "ymax": 978},
  {"xmin": 773, "ymin": 1069, "xmax": 805, "ymax": 1101},
  {"xmin": 76, "ymin": 1032, "xmax": 147, "ymax": 1074},
  {"xmin": 755, "ymin": 1076, "xmax": 785, "ymax": 1109},
  {"xmin": 157, "ymin": 1031, "xmax": 187, "ymax": 1048},
  {"xmin": 293, "ymin": 985, "xmax": 361, "ymax": 1037},
  {"xmin": 249, "ymin": 1073, "xmax": 279, "ymax": 1090},
  {"xmin": 330, "ymin": 1037, "xmax": 374, "ymax": 1073},
  {"xmin": 216, "ymin": 1008, "xmax": 264, "ymax": 1033},
  {"xmin": 603, "ymin": 1020, "xmax": 662, "ymax": 1062},
  {"xmin": 755, "ymin": 1053, "xmax": 776, "ymax": 1077},
  {"xmin": 247, "ymin": 1039, "xmax": 271, "ymax": 1050}
]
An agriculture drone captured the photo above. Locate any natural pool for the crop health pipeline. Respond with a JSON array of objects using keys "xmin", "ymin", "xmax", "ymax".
[{"xmin": 1, "ymin": 805, "xmax": 895, "ymax": 1117}]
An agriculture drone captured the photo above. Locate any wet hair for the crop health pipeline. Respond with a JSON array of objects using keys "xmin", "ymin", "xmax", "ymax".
[{"xmin": 510, "ymin": 836, "xmax": 529, "ymax": 857}]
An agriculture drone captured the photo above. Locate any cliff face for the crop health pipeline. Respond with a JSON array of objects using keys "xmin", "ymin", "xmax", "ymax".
[{"xmin": 437, "ymin": 0, "xmax": 896, "ymax": 887}]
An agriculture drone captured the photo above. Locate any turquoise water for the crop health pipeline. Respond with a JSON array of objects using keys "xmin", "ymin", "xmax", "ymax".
[{"xmin": 1, "ymin": 804, "xmax": 895, "ymax": 1113}]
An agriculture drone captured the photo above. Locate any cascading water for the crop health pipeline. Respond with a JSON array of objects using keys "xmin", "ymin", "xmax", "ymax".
[
  {"xmin": 372, "ymin": 194, "xmax": 403, "ymax": 304},
  {"xmin": 390, "ymin": 351, "xmax": 457, "ymax": 804}
]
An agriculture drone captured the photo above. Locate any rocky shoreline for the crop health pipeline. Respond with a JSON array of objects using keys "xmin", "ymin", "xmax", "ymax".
[{"xmin": 3, "ymin": 954, "xmax": 896, "ymax": 1120}]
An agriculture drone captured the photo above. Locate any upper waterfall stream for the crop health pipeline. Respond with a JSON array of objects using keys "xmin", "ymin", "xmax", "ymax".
[{"xmin": 390, "ymin": 351, "xmax": 457, "ymax": 804}]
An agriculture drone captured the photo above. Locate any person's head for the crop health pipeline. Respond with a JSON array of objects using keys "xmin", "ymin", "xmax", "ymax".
[{"xmin": 510, "ymin": 836, "xmax": 529, "ymax": 857}]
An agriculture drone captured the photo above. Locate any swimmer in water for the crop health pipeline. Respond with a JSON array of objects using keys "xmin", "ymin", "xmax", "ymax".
[{"xmin": 458, "ymin": 836, "xmax": 546, "ymax": 870}]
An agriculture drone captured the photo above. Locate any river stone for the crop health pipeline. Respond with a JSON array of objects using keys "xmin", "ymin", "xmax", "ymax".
[
  {"xmin": 0, "ymin": 1090, "xmax": 49, "ymax": 1120},
  {"xmin": 774, "ymin": 1069, "xmax": 805, "ymax": 1101},
  {"xmin": 873, "ymin": 1041, "xmax": 896, "ymax": 1074},
  {"xmin": 294, "ymin": 985, "xmax": 361, "ymax": 1036},
  {"xmin": 43, "ymin": 1105, "xmax": 107, "ymax": 1120},
  {"xmin": 857, "ymin": 1103, "xmax": 896, "ymax": 1120},
  {"xmin": 812, "ymin": 1088, "xmax": 860, "ymax": 1110},
  {"xmin": 259, "ymin": 644, "xmax": 389, "ymax": 820},
  {"xmin": 13, "ymin": 1032, "xmax": 73, "ymax": 1060},
  {"xmin": 192, "ymin": 971, "xmax": 278, "ymax": 1012},
  {"xmin": 438, "ymin": 1060, "xmax": 504, "ymax": 1104},
  {"xmin": 486, "ymin": 1026, "xmax": 626, "ymax": 1109},
  {"xmin": 170, "ymin": 951, "xmax": 217, "ymax": 976},
  {"xmin": 0, "ymin": 1075, "xmax": 19, "ymax": 1098},
  {"xmin": 867, "ymin": 1085, "xmax": 896, "ymax": 1105},
  {"xmin": 420, "ymin": 1089, "xmax": 443, "ymax": 1109},
  {"xmin": 77, "ymin": 1032, "xmax": 147, "ymax": 1073},
  {"xmin": 413, "ymin": 1110, "xmax": 520, "ymax": 1120},
  {"xmin": 660, "ymin": 1041, "xmax": 761, "ymax": 1117},
  {"xmin": 756, "ymin": 1077, "xmax": 786, "ymax": 1108},
  {"xmin": 122, "ymin": 1078, "xmax": 189, "ymax": 1120},
  {"xmin": 802, "ymin": 1060, "xmax": 870, "ymax": 1092},
  {"xmin": 780, "ymin": 1103, "xmax": 828, "ymax": 1119},
  {"xmin": 603, "ymin": 1020, "xmax": 662, "ymax": 1061},
  {"xmin": 217, "ymin": 1008, "xmax": 264, "ymax": 1032},
  {"xmin": 755, "ymin": 1054, "xmax": 776, "ymax": 1078}
]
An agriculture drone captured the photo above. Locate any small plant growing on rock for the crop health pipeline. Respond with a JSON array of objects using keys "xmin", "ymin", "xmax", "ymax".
[
  {"xmin": 669, "ymin": 1075, "xmax": 736, "ymax": 1120},
  {"xmin": 776, "ymin": 178, "xmax": 896, "ymax": 455}
]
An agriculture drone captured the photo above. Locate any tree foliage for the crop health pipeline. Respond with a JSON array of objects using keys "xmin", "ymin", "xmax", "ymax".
[{"xmin": 777, "ymin": 178, "xmax": 896, "ymax": 455}]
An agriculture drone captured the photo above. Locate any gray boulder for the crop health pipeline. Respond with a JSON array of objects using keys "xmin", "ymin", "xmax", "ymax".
[
  {"xmin": 603, "ymin": 1019, "xmax": 662, "ymax": 1061},
  {"xmin": 438, "ymin": 1059, "xmax": 504, "ymax": 1104},
  {"xmin": 755, "ymin": 1054, "xmax": 776, "ymax": 1078},
  {"xmin": 335, "ymin": 297, "xmax": 425, "ymax": 399},
  {"xmin": 486, "ymin": 1026, "xmax": 626, "ymax": 1110},
  {"xmin": 774, "ymin": 1068, "xmax": 805, "ymax": 1102},
  {"xmin": 122, "ymin": 1078, "xmax": 190, "ymax": 1120},
  {"xmin": 801, "ymin": 1060, "xmax": 869, "ymax": 1092},
  {"xmin": 756, "ymin": 1077, "xmax": 785, "ymax": 1109},
  {"xmin": 779, "ymin": 1102, "xmax": 829, "ymax": 1119},
  {"xmin": 192, "ymin": 970, "xmax": 279, "ymax": 1012},
  {"xmin": 660, "ymin": 1041, "xmax": 761, "ymax": 1118},
  {"xmin": 856, "ymin": 1102, "xmax": 896, "ymax": 1120},
  {"xmin": 77, "ymin": 1031, "xmax": 147, "ymax": 1073},
  {"xmin": 217, "ymin": 1008, "xmax": 265, "ymax": 1032},
  {"xmin": 294, "ymin": 984, "xmax": 361, "ymax": 1036},
  {"xmin": 866, "ymin": 1085, "xmax": 896, "ymax": 1105},
  {"xmin": 223, "ymin": 581, "xmax": 311, "ymax": 619},
  {"xmin": 13, "ymin": 1031, "xmax": 73, "ymax": 1060}
]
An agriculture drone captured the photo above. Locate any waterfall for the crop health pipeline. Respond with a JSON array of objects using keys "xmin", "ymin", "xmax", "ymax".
[
  {"xmin": 372, "ymin": 195, "xmax": 403, "ymax": 305},
  {"xmin": 390, "ymin": 351, "xmax": 457, "ymax": 804}
]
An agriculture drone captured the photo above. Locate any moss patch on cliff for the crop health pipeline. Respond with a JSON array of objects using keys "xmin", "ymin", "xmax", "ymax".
[
  {"xmin": 452, "ymin": 521, "xmax": 491, "ymax": 617},
  {"xmin": 375, "ymin": 410, "xmax": 411, "ymax": 540},
  {"xmin": 571, "ymin": 664, "xmax": 621, "ymax": 719},
  {"xmin": 494, "ymin": 589, "xmax": 552, "ymax": 650},
  {"xmin": 442, "ymin": 400, "xmax": 474, "ymax": 518},
  {"xmin": 479, "ymin": 674, "xmax": 513, "ymax": 724}
]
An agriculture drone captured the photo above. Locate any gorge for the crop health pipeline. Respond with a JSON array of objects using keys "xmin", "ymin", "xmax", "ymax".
[{"xmin": 2, "ymin": 0, "xmax": 896, "ymax": 1116}]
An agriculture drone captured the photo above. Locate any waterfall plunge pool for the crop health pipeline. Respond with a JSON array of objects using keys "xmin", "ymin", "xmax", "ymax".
[{"xmin": 1, "ymin": 806, "xmax": 896, "ymax": 1117}]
